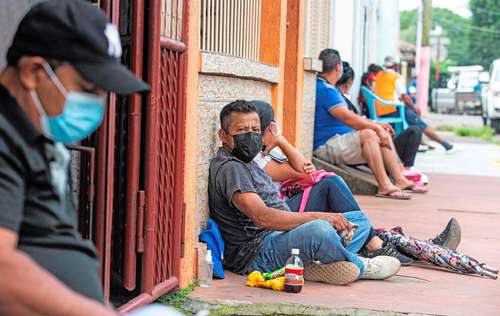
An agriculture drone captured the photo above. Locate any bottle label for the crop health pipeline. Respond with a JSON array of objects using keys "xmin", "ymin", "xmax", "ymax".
[{"xmin": 284, "ymin": 267, "xmax": 304, "ymax": 286}]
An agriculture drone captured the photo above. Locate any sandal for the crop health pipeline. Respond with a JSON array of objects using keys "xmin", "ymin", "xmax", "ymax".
[
  {"xmin": 402, "ymin": 183, "xmax": 427, "ymax": 194},
  {"xmin": 376, "ymin": 189, "xmax": 412, "ymax": 200}
]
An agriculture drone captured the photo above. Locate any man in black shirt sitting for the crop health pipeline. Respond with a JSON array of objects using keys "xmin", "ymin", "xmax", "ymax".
[
  {"xmin": 208, "ymin": 100, "xmax": 402, "ymax": 286},
  {"xmin": 0, "ymin": 1, "xmax": 149, "ymax": 315}
]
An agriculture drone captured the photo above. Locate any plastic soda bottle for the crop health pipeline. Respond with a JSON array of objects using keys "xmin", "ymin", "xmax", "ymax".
[{"xmin": 284, "ymin": 248, "xmax": 304, "ymax": 293}]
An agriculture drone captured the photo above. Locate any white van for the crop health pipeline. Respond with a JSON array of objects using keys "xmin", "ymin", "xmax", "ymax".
[{"xmin": 483, "ymin": 59, "xmax": 500, "ymax": 133}]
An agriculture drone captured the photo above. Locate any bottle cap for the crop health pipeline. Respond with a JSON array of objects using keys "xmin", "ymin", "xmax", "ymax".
[{"xmin": 291, "ymin": 248, "xmax": 300, "ymax": 255}]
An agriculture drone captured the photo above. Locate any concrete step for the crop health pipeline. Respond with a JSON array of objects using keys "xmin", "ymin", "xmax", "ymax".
[{"xmin": 312, "ymin": 157, "xmax": 378, "ymax": 195}]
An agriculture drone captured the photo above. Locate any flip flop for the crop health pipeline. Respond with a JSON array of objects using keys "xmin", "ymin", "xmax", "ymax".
[
  {"xmin": 402, "ymin": 183, "xmax": 427, "ymax": 194},
  {"xmin": 376, "ymin": 189, "xmax": 412, "ymax": 200}
]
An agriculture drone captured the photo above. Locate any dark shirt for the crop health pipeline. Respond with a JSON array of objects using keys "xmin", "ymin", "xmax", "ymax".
[
  {"xmin": 208, "ymin": 148, "xmax": 289, "ymax": 274},
  {"xmin": 0, "ymin": 84, "xmax": 103, "ymax": 302},
  {"xmin": 339, "ymin": 92, "xmax": 359, "ymax": 114}
]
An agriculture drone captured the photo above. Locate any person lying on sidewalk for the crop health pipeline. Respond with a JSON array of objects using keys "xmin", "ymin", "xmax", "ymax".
[
  {"xmin": 250, "ymin": 100, "xmax": 413, "ymax": 266},
  {"xmin": 208, "ymin": 100, "xmax": 402, "ymax": 286},
  {"xmin": 313, "ymin": 49, "xmax": 422, "ymax": 200},
  {"xmin": 336, "ymin": 63, "xmax": 427, "ymax": 190},
  {"xmin": 374, "ymin": 56, "xmax": 455, "ymax": 153}
]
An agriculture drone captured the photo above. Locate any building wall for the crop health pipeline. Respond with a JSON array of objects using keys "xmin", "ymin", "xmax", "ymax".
[
  {"xmin": 300, "ymin": 71, "xmax": 317, "ymax": 159},
  {"xmin": 300, "ymin": 0, "xmax": 330, "ymax": 159},
  {"xmin": 376, "ymin": 0, "xmax": 400, "ymax": 64},
  {"xmin": 303, "ymin": 0, "xmax": 330, "ymax": 59},
  {"xmin": 328, "ymin": 0, "xmax": 402, "ymax": 103},
  {"xmin": 0, "ymin": 0, "xmax": 37, "ymax": 70},
  {"xmin": 177, "ymin": 0, "xmax": 200, "ymax": 289},
  {"xmin": 331, "ymin": 0, "xmax": 354, "ymax": 63}
]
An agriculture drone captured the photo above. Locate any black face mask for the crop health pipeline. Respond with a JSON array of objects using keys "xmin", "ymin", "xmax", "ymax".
[{"xmin": 230, "ymin": 132, "xmax": 263, "ymax": 163}]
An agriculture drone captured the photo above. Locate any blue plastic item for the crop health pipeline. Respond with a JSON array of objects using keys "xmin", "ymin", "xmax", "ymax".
[
  {"xmin": 199, "ymin": 219, "xmax": 225, "ymax": 279},
  {"xmin": 360, "ymin": 86, "xmax": 408, "ymax": 135}
]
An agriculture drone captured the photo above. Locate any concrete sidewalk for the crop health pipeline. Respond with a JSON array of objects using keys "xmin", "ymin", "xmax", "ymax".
[
  {"xmin": 414, "ymin": 131, "xmax": 500, "ymax": 177},
  {"xmin": 190, "ymin": 173, "xmax": 500, "ymax": 315}
]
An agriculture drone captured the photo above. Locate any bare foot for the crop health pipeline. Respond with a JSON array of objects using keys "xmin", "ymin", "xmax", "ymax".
[
  {"xmin": 395, "ymin": 178, "xmax": 415, "ymax": 190},
  {"xmin": 400, "ymin": 182, "xmax": 428, "ymax": 194}
]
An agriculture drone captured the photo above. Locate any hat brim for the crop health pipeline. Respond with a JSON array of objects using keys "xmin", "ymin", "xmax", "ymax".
[{"xmin": 74, "ymin": 62, "xmax": 150, "ymax": 95}]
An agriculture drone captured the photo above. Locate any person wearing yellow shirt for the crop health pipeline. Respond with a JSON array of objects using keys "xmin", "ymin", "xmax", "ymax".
[{"xmin": 374, "ymin": 56, "xmax": 455, "ymax": 152}]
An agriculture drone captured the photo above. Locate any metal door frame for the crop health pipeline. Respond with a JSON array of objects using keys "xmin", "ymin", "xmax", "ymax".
[{"xmin": 119, "ymin": 0, "xmax": 190, "ymax": 310}]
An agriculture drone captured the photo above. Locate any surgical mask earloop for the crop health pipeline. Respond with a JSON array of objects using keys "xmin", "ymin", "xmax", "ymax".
[
  {"xmin": 42, "ymin": 62, "xmax": 68, "ymax": 97},
  {"xmin": 30, "ymin": 89, "xmax": 50, "ymax": 134}
]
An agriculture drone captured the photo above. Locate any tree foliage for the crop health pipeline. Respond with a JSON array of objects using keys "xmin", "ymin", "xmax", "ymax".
[
  {"xmin": 468, "ymin": 0, "xmax": 500, "ymax": 68},
  {"xmin": 400, "ymin": 8, "xmax": 471, "ymax": 66},
  {"xmin": 401, "ymin": 3, "xmax": 500, "ymax": 69}
]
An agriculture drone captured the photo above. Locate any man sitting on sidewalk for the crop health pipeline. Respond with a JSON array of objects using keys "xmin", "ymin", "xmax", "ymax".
[
  {"xmin": 374, "ymin": 56, "xmax": 455, "ymax": 152},
  {"xmin": 208, "ymin": 100, "xmax": 401, "ymax": 285},
  {"xmin": 337, "ymin": 63, "xmax": 425, "ymax": 178},
  {"xmin": 313, "ymin": 49, "xmax": 421, "ymax": 199}
]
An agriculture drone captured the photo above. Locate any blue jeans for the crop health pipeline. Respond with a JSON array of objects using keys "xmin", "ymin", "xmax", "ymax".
[
  {"xmin": 383, "ymin": 107, "xmax": 428, "ymax": 130},
  {"xmin": 286, "ymin": 175, "xmax": 377, "ymax": 246},
  {"xmin": 247, "ymin": 218, "xmax": 366, "ymax": 275}
]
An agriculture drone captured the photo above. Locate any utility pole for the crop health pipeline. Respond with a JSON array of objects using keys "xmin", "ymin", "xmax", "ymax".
[
  {"xmin": 435, "ymin": 34, "xmax": 441, "ymax": 87},
  {"xmin": 415, "ymin": 3, "xmax": 423, "ymax": 75},
  {"xmin": 416, "ymin": 0, "xmax": 432, "ymax": 114}
]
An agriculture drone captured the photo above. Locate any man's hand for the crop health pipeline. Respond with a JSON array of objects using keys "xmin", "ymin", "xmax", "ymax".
[
  {"xmin": 414, "ymin": 107, "xmax": 421, "ymax": 116},
  {"xmin": 303, "ymin": 161, "xmax": 316, "ymax": 174},
  {"xmin": 375, "ymin": 127, "xmax": 392, "ymax": 149},
  {"xmin": 375, "ymin": 121, "xmax": 394, "ymax": 135},
  {"xmin": 323, "ymin": 213, "xmax": 351, "ymax": 231}
]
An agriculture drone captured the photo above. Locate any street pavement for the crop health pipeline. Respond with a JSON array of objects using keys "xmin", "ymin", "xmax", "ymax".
[
  {"xmin": 190, "ymin": 114, "xmax": 500, "ymax": 315},
  {"xmin": 416, "ymin": 113, "xmax": 500, "ymax": 177},
  {"xmin": 414, "ymin": 131, "xmax": 500, "ymax": 177},
  {"xmin": 423, "ymin": 112, "xmax": 483, "ymax": 129}
]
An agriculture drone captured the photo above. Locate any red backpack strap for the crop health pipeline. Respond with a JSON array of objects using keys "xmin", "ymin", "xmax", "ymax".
[{"xmin": 298, "ymin": 186, "xmax": 312, "ymax": 213}]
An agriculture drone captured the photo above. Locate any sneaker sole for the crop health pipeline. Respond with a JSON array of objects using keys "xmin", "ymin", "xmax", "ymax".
[
  {"xmin": 400, "ymin": 258, "xmax": 414, "ymax": 266},
  {"xmin": 304, "ymin": 261, "xmax": 360, "ymax": 285},
  {"xmin": 443, "ymin": 218, "xmax": 461, "ymax": 250}
]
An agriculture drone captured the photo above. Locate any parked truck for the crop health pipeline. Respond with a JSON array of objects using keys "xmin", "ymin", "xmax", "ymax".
[
  {"xmin": 433, "ymin": 66, "xmax": 484, "ymax": 115},
  {"xmin": 482, "ymin": 59, "xmax": 500, "ymax": 133}
]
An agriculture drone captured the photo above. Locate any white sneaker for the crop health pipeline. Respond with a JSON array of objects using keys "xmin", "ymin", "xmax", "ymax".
[
  {"xmin": 359, "ymin": 256, "xmax": 401, "ymax": 280},
  {"xmin": 420, "ymin": 174, "xmax": 429, "ymax": 184},
  {"xmin": 418, "ymin": 144, "xmax": 429, "ymax": 152}
]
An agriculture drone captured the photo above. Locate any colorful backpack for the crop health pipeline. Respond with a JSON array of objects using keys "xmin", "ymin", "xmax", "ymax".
[{"xmin": 280, "ymin": 170, "xmax": 335, "ymax": 213}]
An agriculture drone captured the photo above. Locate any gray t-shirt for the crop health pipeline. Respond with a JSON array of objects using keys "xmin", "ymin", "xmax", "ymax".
[{"xmin": 208, "ymin": 147, "xmax": 289, "ymax": 274}]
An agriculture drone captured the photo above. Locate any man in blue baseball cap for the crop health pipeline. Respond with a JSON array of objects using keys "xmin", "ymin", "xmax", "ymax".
[{"xmin": 0, "ymin": 0, "xmax": 150, "ymax": 315}]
